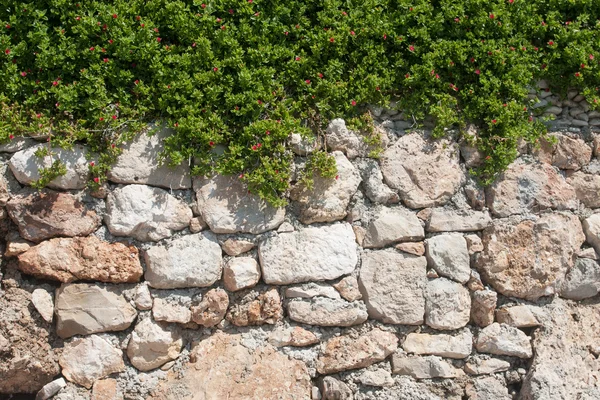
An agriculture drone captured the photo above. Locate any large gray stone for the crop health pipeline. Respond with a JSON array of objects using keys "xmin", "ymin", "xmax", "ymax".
[
  {"xmin": 287, "ymin": 298, "xmax": 368, "ymax": 327},
  {"xmin": 475, "ymin": 323, "xmax": 532, "ymax": 359},
  {"xmin": 391, "ymin": 354, "xmax": 464, "ymax": 379},
  {"xmin": 567, "ymin": 171, "xmax": 600, "ymax": 208},
  {"xmin": 427, "ymin": 209, "xmax": 492, "ymax": 232},
  {"xmin": 259, "ymin": 223, "xmax": 358, "ymax": 285},
  {"xmin": 359, "ymin": 250, "xmax": 426, "ymax": 325},
  {"xmin": 356, "ymin": 158, "xmax": 399, "ymax": 204},
  {"xmin": 425, "ymin": 234, "xmax": 471, "ymax": 283},
  {"xmin": 54, "ymin": 283, "xmax": 137, "ymax": 338},
  {"xmin": 143, "ymin": 233, "xmax": 222, "ymax": 289},
  {"xmin": 326, "ymin": 118, "xmax": 388, "ymax": 159},
  {"xmin": 194, "ymin": 174, "xmax": 285, "ymax": 234},
  {"xmin": 559, "ymin": 258, "xmax": 600, "ymax": 300},
  {"xmin": 583, "ymin": 214, "xmax": 600, "ymax": 254},
  {"xmin": 105, "ymin": 184, "xmax": 192, "ymax": 242},
  {"xmin": 108, "ymin": 127, "xmax": 192, "ymax": 189},
  {"xmin": 127, "ymin": 317, "xmax": 183, "ymax": 372},
  {"xmin": 402, "ymin": 330, "xmax": 473, "ymax": 359},
  {"xmin": 363, "ymin": 207, "xmax": 424, "ymax": 248},
  {"xmin": 424, "ymin": 278, "xmax": 471, "ymax": 330}
]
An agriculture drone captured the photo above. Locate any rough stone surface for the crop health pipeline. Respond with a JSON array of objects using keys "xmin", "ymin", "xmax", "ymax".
[
  {"xmin": 359, "ymin": 250, "xmax": 426, "ymax": 325},
  {"xmin": 289, "ymin": 132, "xmax": 318, "ymax": 155},
  {"xmin": 424, "ymin": 278, "xmax": 471, "ymax": 330},
  {"xmin": 127, "ymin": 317, "xmax": 183, "ymax": 372},
  {"xmin": 92, "ymin": 379, "xmax": 121, "ymax": 400},
  {"xmin": 356, "ymin": 159, "xmax": 399, "ymax": 204},
  {"xmin": 357, "ymin": 369, "xmax": 395, "ymax": 387},
  {"xmin": 485, "ymin": 160, "xmax": 578, "ymax": 217},
  {"xmin": 326, "ymin": 118, "xmax": 388, "ymax": 159},
  {"xmin": 464, "ymin": 358, "xmax": 511, "ymax": 375},
  {"xmin": 320, "ymin": 377, "xmax": 353, "ymax": 400},
  {"xmin": 55, "ymin": 283, "xmax": 137, "ymax": 338},
  {"xmin": 223, "ymin": 257, "xmax": 260, "ymax": 292},
  {"xmin": 567, "ymin": 171, "xmax": 600, "ymax": 208},
  {"xmin": 268, "ymin": 326, "xmax": 319, "ymax": 347},
  {"xmin": 152, "ymin": 291, "xmax": 193, "ymax": 324},
  {"xmin": 363, "ymin": 207, "xmax": 424, "ymax": 248},
  {"xmin": 333, "ymin": 276, "xmax": 362, "ymax": 301},
  {"xmin": 395, "ymin": 242, "xmax": 425, "ymax": 256},
  {"xmin": 108, "ymin": 127, "xmax": 192, "ymax": 189},
  {"xmin": 285, "ymin": 282, "xmax": 341, "ymax": 299},
  {"xmin": 143, "ymin": 233, "xmax": 222, "ymax": 289},
  {"xmin": 287, "ymin": 297, "xmax": 368, "ymax": 327},
  {"xmin": 105, "ymin": 185, "xmax": 192, "ymax": 242},
  {"xmin": 194, "ymin": 174, "xmax": 285, "ymax": 234},
  {"xmin": 9, "ymin": 144, "xmax": 92, "ymax": 189},
  {"xmin": 226, "ymin": 288, "xmax": 283, "ymax": 326},
  {"xmin": 392, "ymin": 355, "xmax": 464, "ymax": 379},
  {"xmin": 221, "ymin": 238, "xmax": 254, "ymax": 256},
  {"xmin": 5, "ymin": 233, "xmax": 33, "ymax": 257},
  {"xmin": 465, "ymin": 376, "xmax": 511, "ymax": 400},
  {"xmin": 535, "ymin": 133, "xmax": 592, "ymax": 170},
  {"xmin": 470, "ymin": 289, "xmax": 497, "ymax": 328},
  {"xmin": 477, "ymin": 213, "xmax": 585, "ymax": 300},
  {"xmin": 427, "ymin": 209, "xmax": 492, "ymax": 232},
  {"xmin": 380, "ymin": 133, "xmax": 464, "ymax": 208},
  {"xmin": 7, "ymin": 190, "xmax": 101, "ymax": 243},
  {"xmin": 290, "ymin": 151, "xmax": 361, "ymax": 224},
  {"xmin": 134, "ymin": 283, "xmax": 153, "ymax": 310},
  {"xmin": 190, "ymin": 288, "xmax": 229, "ymax": 327},
  {"xmin": 465, "ymin": 234, "xmax": 484, "ymax": 254},
  {"xmin": 475, "ymin": 323, "xmax": 533, "ymax": 359},
  {"xmin": 316, "ymin": 329, "xmax": 398, "ymax": 374},
  {"xmin": 559, "ymin": 258, "xmax": 600, "ymax": 300},
  {"xmin": 495, "ymin": 306, "xmax": 541, "ymax": 328},
  {"xmin": 18, "ymin": 236, "xmax": 142, "ymax": 283},
  {"xmin": 35, "ymin": 378, "xmax": 67, "ymax": 400},
  {"xmin": 150, "ymin": 331, "xmax": 311, "ymax": 399},
  {"xmin": 31, "ymin": 288, "xmax": 54, "ymax": 323},
  {"xmin": 583, "ymin": 214, "xmax": 600, "ymax": 254},
  {"xmin": 59, "ymin": 335, "xmax": 125, "ymax": 389},
  {"xmin": 259, "ymin": 223, "xmax": 358, "ymax": 285},
  {"xmin": 425, "ymin": 234, "xmax": 470, "ymax": 284},
  {"xmin": 402, "ymin": 330, "xmax": 473, "ymax": 359}
]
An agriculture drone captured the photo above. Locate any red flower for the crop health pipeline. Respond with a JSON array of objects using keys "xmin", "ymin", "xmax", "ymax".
[
  {"xmin": 491, "ymin": 119, "xmax": 497, "ymax": 124},
  {"xmin": 266, "ymin": 131, "xmax": 270, "ymax": 135},
  {"xmin": 5, "ymin": 24, "xmax": 10, "ymax": 29},
  {"xmin": 470, "ymin": 57, "xmax": 475, "ymax": 63},
  {"xmin": 329, "ymin": 37, "xmax": 334, "ymax": 42},
  {"xmin": 136, "ymin": 16, "xmax": 141, "ymax": 20},
  {"xmin": 590, "ymin": 54, "xmax": 595, "ymax": 60},
  {"xmin": 134, "ymin": 80, "xmax": 139, "ymax": 85},
  {"xmin": 111, "ymin": 143, "xmax": 116, "ymax": 148},
  {"xmin": 351, "ymin": 100, "xmax": 357, "ymax": 106},
  {"xmin": 75, "ymin": 16, "xmax": 80, "ymax": 21},
  {"xmin": 229, "ymin": 9, "xmax": 234, "ymax": 14},
  {"xmin": 89, "ymin": 47, "xmax": 95, "ymax": 51},
  {"xmin": 101, "ymin": 48, "xmax": 106, "ymax": 52},
  {"xmin": 52, "ymin": 81, "xmax": 58, "ymax": 86},
  {"xmin": 475, "ymin": 69, "xmax": 480, "ymax": 75},
  {"xmin": 435, "ymin": 74, "xmax": 440, "ymax": 79},
  {"xmin": 36, "ymin": 113, "xmax": 41, "ymax": 118},
  {"xmin": 103, "ymin": 58, "xmax": 109, "ymax": 63},
  {"xmin": 318, "ymin": 73, "xmax": 324, "ymax": 78},
  {"xmin": 409, "ymin": 45, "xmax": 415, "ymax": 52},
  {"xmin": 454, "ymin": 18, "xmax": 460, "ymax": 23},
  {"xmin": 284, "ymin": 31, "xmax": 288, "ymax": 35},
  {"xmin": 254, "ymin": 12, "xmax": 260, "ymax": 16},
  {"xmin": 295, "ymin": 56, "xmax": 300, "ymax": 61},
  {"xmin": 489, "ymin": 14, "xmax": 494, "ymax": 19},
  {"xmin": 305, "ymin": 79, "xmax": 311, "ymax": 84},
  {"xmin": 523, "ymin": 107, "xmax": 527, "ymax": 111},
  {"xmin": 112, "ymin": 115, "xmax": 117, "ymax": 120},
  {"xmin": 213, "ymin": 67, "xmax": 218, "ymax": 71},
  {"xmin": 20, "ymin": 72, "xmax": 26, "ymax": 77},
  {"xmin": 201, "ymin": 3, "xmax": 206, "ymax": 8},
  {"xmin": 90, "ymin": 162, "xmax": 95, "ymax": 167},
  {"xmin": 192, "ymin": 42, "xmax": 196, "ymax": 47},
  {"xmin": 376, "ymin": 86, "xmax": 380, "ymax": 91},
  {"xmin": 350, "ymin": 30, "xmax": 355, "ymax": 36},
  {"xmin": 575, "ymin": 72, "xmax": 581, "ymax": 77},
  {"xmin": 405, "ymin": 73, "xmax": 410, "ymax": 78},
  {"xmin": 485, "ymin": 155, "xmax": 491, "ymax": 160},
  {"xmin": 335, "ymin": 175, "xmax": 339, "ymax": 180},
  {"xmin": 548, "ymin": 40, "xmax": 554, "ymax": 45},
  {"xmin": 509, "ymin": 0, "xmax": 514, "ymax": 3},
  {"xmin": 99, "ymin": 117, "xmax": 104, "ymax": 121},
  {"xmin": 216, "ymin": 18, "xmax": 222, "ymax": 23},
  {"xmin": 581, "ymin": 63, "xmax": 586, "ymax": 69},
  {"xmin": 248, "ymin": 0, "xmax": 253, "ymax": 3},
  {"xmin": 157, "ymin": 37, "xmax": 162, "ymax": 42},
  {"xmin": 112, "ymin": 13, "xmax": 118, "ymax": 19},
  {"xmin": 257, "ymin": 99, "xmax": 262, "ymax": 104},
  {"xmin": 503, "ymin": 103, "xmax": 507, "ymax": 107},
  {"xmin": 209, "ymin": 141, "xmax": 215, "ymax": 146},
  {"xmin": 252, "ymin": 145, "xmax": 257, "ymax": 150},
  {"xmin": 140, "ymin": 23, "xmax": 145, "ymax": 27},
  {"xmin": 108, "ymin": 39, "xmax": 114, "ymax": 44},
  {"xmin": 9, "ymin": 135, "xmax": 14, "ymax": 140},
  {"xmin": 93, "ymin": 177, "xmax": 99, "ymax": 183}
]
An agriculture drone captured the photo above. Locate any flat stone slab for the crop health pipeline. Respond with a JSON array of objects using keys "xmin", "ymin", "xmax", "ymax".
[
  {"xmin": 287, "ymin": 297, "xmax": 368, "ymax": 327},
  {"xmin": 427, "ymin": 209, "xmax": 492, "ymax": 232}
]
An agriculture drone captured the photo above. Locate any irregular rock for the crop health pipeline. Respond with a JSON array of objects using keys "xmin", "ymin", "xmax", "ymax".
[
  {"xmin": 467, "ymin": 270, "xmax": 485, "ymax": 292},
  {"xmin": 31, "ymin": 288, "xmax": 54, "ymax": 323},
  {"xmin": 402, "ymin": 330, "xmax": 473, "ymax": 359},
  {"xmin": 194, "ymin": 174, "xmax": 285, "ymax": 234},
  {"xmin": 7, "ymin": 190, "xmax": 101, "ymax": 243},
  {"xmin": 188, "ymin": 217, "xmax": 204, "ymax": 233},
  {"xmin": 144, "ymin": 233, "xmax": 222, "ymax": 289},
  {"xmin": 108, "ymin": 127, "xmax": 191, "ymax": 189},
  {"xmin": 127, "ymin": 317, "xmax": 183, "ymax": 372},
  {"xmin": 559, "ymin": 258, "xmax": 600, "ymax": 300},
  {"xmin": 105, "ymin": 185, "xmax": 192, "ymax": 242},
  {"xmin": 287, "ymin": 298, "xmax": 368, "ymax": 327},
  {"xmin": 222, "ymin": 238, "xmax": 254, "ymax": 256},
  {"xmin": 464, "ymin": 358, "xmax": 511, "ymax": 375},
  {"xmin": 269, "ymin": 326, "xmax": 319, "ymax": 347},
  {"xmin": 477, "ymin": 213, "xmax": 585, "ymax": 300},
  {"xmin": 190, "ymin": 288, "xmax": 229, "ymax": 327},
  {"xmin": 352, "ymin": 225, "xmax": 366, "ymax": 245},
  {"xmin": 427, "ymin": 209, "xmax": 492, "ymax": 232},
  {"xmin": 470, "ymin": 289, "xmax": 497, "ymax": 328},
  {"xmin": 152, "ymin": 291, "xmax": 193, "ymax": 324},
  {"xmin": 5, "ymin": 232, "xmax": 33, "ymax": 257},
  {"xmin": 380, "ymin": 133, "xmax": 464, "ymax": 208},
  {"xmin": 425, "ymin": 234, "xmax": 471, "ymax": 284},
  {"xmin": 316, "ymin": 329, "xmax": 398, "ymax": 374},
  {"xmin": 150, "ymin": 331, "xmax": 311, "ymax": 399},
  {"xmin": 223, "ymin": 257, "xmax": 260, "ymax": 292},
  {"xmin": 285, "ymin": 283, "xmax": 341, "ymax": 299},
  {"xmin": 475, "ymin": 323, "xmax": 532, "ymax": 359},
  {"xmin": 55, "ymin": 283, "xmax": 137, "ymax": 338},
  {"xmin": 35, "ymin": 378, "xmax": 67, "ymax": 400},
  {"xmin": 289, "ymin": 132, "xmax": 319, "ymax": 155},
  {"xmin": 357, "ymin": 369, "xmax": 395, "ymax": 387},
  {"xmin": 583, "ymin": 214, "xmax": 600, "ymax": 254},
  {"xmin": 485, "ymin": 160, "xmax": 577, "ymax": 217},
  {"xmin": 395, "ymin": 242, "xmax": 425, "ymax": 256},
  {"xmin": 495, "ymin": 306, "xmax": 541, "ymax": 328},
  {"xmin": 577, "ymin": 247, "xmax": 598, "ymax": 260},
  {"xmin": 363, "ymin": 207, "xmax": 424, "ymax": 248},
  {"xmin": 356, "ymin": 159, "xmax": 399, "ymax": 204},
  {"xmin": 333, "ymin": 276, "xmax": 362, "ymax": 302},
  {"xmin": 465, "ymin": 177, "xmax": 486, "ymax": 211},
  {"xmin": 18, "ymin": 236, "xmax": 142, "ymax": 283},
  {"xmin": 320, "ymin": 376, "xmax": 353, "ymax": 400},
  {"xmin": 9, "ymin": 144, "xmax": 92, "ymax": 189},
  {"xmin": 465, "ymin": 376, "xmax": 511, "ymax": 400},
  {"xmin": 0, "ymin": 137, "xmax": 36, "ymax": 153},
  {"xmin": 359, "ymin": 250, "xmax": 426, "ymax": 325},
  {"xmin": 465, "ymin": 234, "xmax": 484, "ymax": 254},
  {"xmin": 92, "ymin": 379, "xmax": 121, "ymax": 400},
  {"xmin": 424, "ymin": 278, "xmax": 471, "ymax": 330},
  {"xmin": 290, "ymin": 151, "xmax": 361, "ymax": 224},
  {"xmin": 326, "ymin": 118, "xmax": 388, "ymax": 159},
  {"xmin": 567, "ymin": 171, "xmax": 600, "ymax": 208},
  {"xmin": 134, "ymin": 283, "xmax": 153, "ymax": 310},
  {"xmin": 535, "ymin": 133, "xmax": 592, "ymax": 170},
  {"xmin": 277, "ymin": 222, "xmax": 295, "ymax": 233},
  {"xmin": 259, "ymin": 223, "xmax": 358, "ymax": 285},
  {"xmin": 391, "ymin": 354, "xmax": 464, "ymax": 379},
  {"xmin": 226, "ymin": 288, "xmax": 283, "ymax": 326}
]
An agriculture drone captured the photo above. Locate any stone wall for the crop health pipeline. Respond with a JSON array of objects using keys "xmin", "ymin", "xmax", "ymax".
[{"xmin": 0, "ymin": 86, "xmax": 599, "ymax": 400}]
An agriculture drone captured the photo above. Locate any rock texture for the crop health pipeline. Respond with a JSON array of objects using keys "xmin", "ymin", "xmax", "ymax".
[
  {"xmin": 226, "ymin": 288, "xmax": 283, "ymax": 326},
  {"xmin": 194, "ymin": 174, "xmax": 285, "ymax": 234},
  {"xmin": 583, "ymin": 214, "xmax": 600, "ymax": 254},
  {"xmin": 18, "ymin": 236, "xmax": 142, "ymax": 283},
  {"xmin": 127, "ymin": 317, "xmax": 183, "ymax": 372},
  {"xmin": 7, "ymin": 190, "xmax": 101, "ymax": 243},
  {"xmin": 105, "ymin": 185, "xmax": 192, "ymax": 242},
  {"xmin": 402, "ymin": 330, "xmax": 473, "ymax": 359},
  {"xmin": 425, "ymin": 234, "xmax": 470, "ymax": 283},
  {"xmin": 567, "ymin": 171, "xmax": 600, "ymax": 208},
  {"xmin": 287, "ymin": 298, "xmax": 368, "ymax": 326},
  {"xmin": 424, "ymin": 278, "xmax": 471, "ymax": 330},
  {"xmin": 475, "ymin": 323, "xmax": 533, "ymax": 358},
  {"xmin": 559, "ymin": 258, "xmax": 600, "ymax": 300},
  {"xmin": 190, "ymin": 288, "xmax": 229, "ymax": 327},
  {"xmin": 363, "ymin": 207, "xmax": 424, "ymax": 248},
  {"xmin": 223, "ymin": 257, "xmax": 260, "ymax": 291},
  {"xmin": 392, "ymin": 355, "xmax": 464, "ymax": 379},
  {"xmin": 427, "ymin": 209, "xmax": 492, "ymax": 232},
  {"xmin": 326, "ymin": 118, "xmax": 387, "ymax": 158}
]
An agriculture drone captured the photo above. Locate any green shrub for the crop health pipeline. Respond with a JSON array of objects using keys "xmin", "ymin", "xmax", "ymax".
[{"xmin": 1, "ymin": 0, "xmax": 599, "ymax": 203}]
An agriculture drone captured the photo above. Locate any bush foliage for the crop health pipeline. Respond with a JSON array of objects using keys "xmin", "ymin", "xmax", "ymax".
[{"xmin": 1, "ymin": 0, "xmax": 600, "ymax": 205}]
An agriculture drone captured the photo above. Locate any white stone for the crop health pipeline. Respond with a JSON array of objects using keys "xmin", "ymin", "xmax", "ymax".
[
  {"xmin": 287, "ymin": 298, "xmax": 368, "ymax": 327},
  {"xmin": 259, "ymin": 223, "xmax": 358, "ymax": 285},
  {"xmin": 425, "ymin": 234, "xmax": 471, "ymax": 284},
  {"xmin": 35, "ymin": 378, "xmax": 66, "ymax": 400},
  {"xmin": 391, "ymin": 355, "xmax": 464, "ymax": 379},
  {"xmin": 134, "ymin": 283, "xmax": 153, "ymax": 310},
  {"xmin": 363, "ymin": 207, "xmax": 424, "ymax": 248},
  {"xmin": 495, "ymin": 305, "xmax": 540, "ymax": 328},
  {"xmin": 402, "ymin": 330, "xmax": 473, "ymax": 359},
  {"xmin": 326, "ymin": 118, "xmax": 387, "ymax": 159},
  {"xmin": 144, "ymin": 233, "xmax": 222, "ymax": 289},
  {"xmin": 424, "ymin": 278, "xmax": 471, "ymax": 330},
  {"xmin": 359, "ymin": 250, "xmax": 426, "ymax": 325},
  {"xmin": 427, "ymin": 209, "xmax": 492, "ymax": 232},
  {"xmin": 105, "ymin": 185, "xmax": 192, "ymax": 242},
  {"xmin": 194, "ymin": 174, "xmax": 285, "ymax": 234},
  {"xmin": 127, "ymin": 317, "xmax": 183, "ymax": 372},
  {"xmin": 357, "ymin": 369, "xmax": 395, "ymax": 387},
  {"xmin": 465, "ymin": 358, "xmax": 511, "ymax": 375},
  {"xmin": 221, "ymin": 238, "xmax": 254, "ymax": 256},
  {"xmin": 152, "ymin": 291, "xmax": 193, "ymax": 324},
  {"xmin": 289, "ymin": 132, "xmax": 318, "ymax": 155},
  {"xmin": 31, "ymin": 288, "xmax": 54, "ymax": 323},
  {"xmin": 285, "ymin": 283, "xmax": 341, "ymax": 299},
  {"xmin": 583, "ymin": 214, "xmax": 600, "ymax": 254},
  {"xmin": 9, "ymin": 144, "xmax": 93, "ymax": 189},
  {"xmin": 223, "ymin": 257, "xmax": 261, "ymax": 292},
  {"xmin": 560, "ymin": 258, "xmax": 600, "ymax": 300},
  {"xmin": 475, "ymin": 323, "xmax": 533, "ymax": 359},
  {"xmin": 356, "ymin": 159, "xmax": 399, "ymax": 204}
]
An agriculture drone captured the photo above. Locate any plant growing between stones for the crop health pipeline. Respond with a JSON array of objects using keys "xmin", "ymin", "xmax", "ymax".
[{"xmin": 1, "ymin": 0, "xmax": 600, "ymax": 204}]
